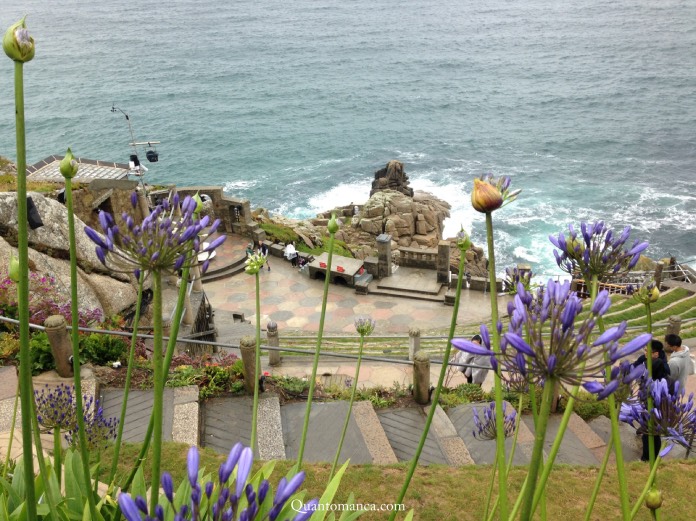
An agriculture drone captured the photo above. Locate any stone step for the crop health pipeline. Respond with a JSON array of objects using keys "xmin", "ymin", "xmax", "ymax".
[
  {"xmin": 201, "ymin": 394, "xmax": 284, "ymax": 460},
  {"xmin": 422, "ymin": 403, "xmax": 474, "ymax": 466},
  {"xmin": 280, "ymin": 401, "xmax": 374, "ymax": 465},
  {"xmin": 376, "ymin": 406, "xmax": 449, "ymax": 465},
  {"xmin": 201, "ymin": 255, "xmax": 248, "ymax": 282},
  {"xmin": 446, "ymin": 402, "xmax": 533, "ymax": 466},
  {"xmin": 367, "ymin": 286, "xmax": 446, "ymax": 303},
  {"xmin": 522, "ymin": 414, "xmax": 600, "ymax": 466}
]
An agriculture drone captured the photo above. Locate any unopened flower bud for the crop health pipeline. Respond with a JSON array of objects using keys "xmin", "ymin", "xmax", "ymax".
[
  {"xmin": 645, "ymin": 487, "xmax": 663, "ymax": 510},
  {"xmin": 59, "ymin": 148, "xmax": 79, "ymax": 179},
  {"xmin": 456, "ymin": 227, "xmax": 471, "ymax": 253},
  {"xmin": 649, "ymin": 286, "xmax": 660, "ymax": 303},
  {"xmin": 193, "ymin": 192, "xmax": 204, "ymax": 215},
  {"xmin": 327, "ymin": 213, "xmax": 339, "ymax": 234},
  {"xmin": 471, "ymin": 178, "xmax": 503, "ymax": 213},
  {"xmin": 3, "ymin": 17, "xmax": 35, "ymax": 63},
  {"xmin": 9, "ymin": 255, "xmax": 20, "ymax": 282}
]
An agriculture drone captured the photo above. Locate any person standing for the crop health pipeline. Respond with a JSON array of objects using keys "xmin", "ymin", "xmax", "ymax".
[
  {"xmin": 665, "ymin": 333, "xmax": 693, "ymax": 391},
  {"xmin": 284, "ymin": 242, "xmax": 298, "ymax": 267},
  {"xmin": 258, "ymin": 242, "xmax": 271, "ymax": 271},
  {"xmin": 457, "ymin": 334, "xmax": 490, "ymax": 386}
]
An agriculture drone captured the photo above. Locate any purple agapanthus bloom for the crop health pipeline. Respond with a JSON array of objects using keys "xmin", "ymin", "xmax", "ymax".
[
  {"xmin": 85, "ymin": 191, "xmax": 225, "ymax": 277},
  {"xmin": 452, "ymin": 279, "xmax": 651, "ymax": 397},
  {"xmin": 503, "ymin": 266, "xmax": 534, "ymax": 296},
  {"xmin": 472, "ymin": 401, "xmax": 517, "ymax": 441},
  {"xmin": 583, "ymin": 360, "xmax": 646, "ymax": 400},
  {"xmin": 619, "ymin": 378, "xmax": 696, "ymax": 449},
  {"xmin": 118, "ymin": 443, "xmax": 317, "ymax": 521},
  {"xmin": 549, "ymin": 221, "xmax": 648, "ymax": 282}
]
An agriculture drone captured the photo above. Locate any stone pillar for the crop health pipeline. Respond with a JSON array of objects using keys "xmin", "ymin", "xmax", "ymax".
[
  {"xmin": 408, "ymin": 327, "xmax": 421, "ymax": 361},
  {"xmin": 191, "ymin": 264, "xmax": 203, "ymax": 293},
  {"xmin": 44, "ymin": 315, "xmax": 73, "ymax": 378},
  {"xmin": 376, "ymin": 233, "xmax": 392, "ymax": 279},
  {"xmin": 413, "ymin": 352, "xmax": 431, "ymax": 405},
  {"xmin": 654, "ymin": 261, "xmax": 664, "ymax": 289},
  {"xmin": 240, "ymin": 336, "xmax": 257, "ymax": 395},
  {"xmin": 437, "ymin": 240, "xmax": 450, "ymax": 284},
  {"xmin": 183, "ymin": 293, "xmax": 195, "ymax": 326},
  {"xmin": 267, "ymin": 321, "xmax": 281, "ymax": 366},
  {"xmin": 666, "ymin": 316, "xmax": 682, "ymax": 337}
]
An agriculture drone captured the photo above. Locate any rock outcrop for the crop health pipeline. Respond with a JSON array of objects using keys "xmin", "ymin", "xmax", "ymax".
[
  {"xmin": 0, "ymin": 192, "xmax": 139, "ymax": 316},
  {"xmin": 370, "ymin": 160, "xmax": 414, "ymax": 198}
]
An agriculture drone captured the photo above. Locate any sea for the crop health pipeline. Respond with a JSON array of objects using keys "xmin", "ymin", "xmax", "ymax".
[{"xmin": 1, "ymin": 0, "xmax": 695, "ymax": 277}]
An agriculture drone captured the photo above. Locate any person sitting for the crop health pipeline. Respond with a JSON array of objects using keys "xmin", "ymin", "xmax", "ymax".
[
  {"xmin": 284, "ymin": 242, "xmax": 299, "ymax": 267},
  {"xmin": 245, "ymin": 243, "xmax": 254, "ymax": 257}
]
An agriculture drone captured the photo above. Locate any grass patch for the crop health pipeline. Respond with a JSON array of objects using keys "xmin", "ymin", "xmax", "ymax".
[
  {"xmin": 96, "ymin": 442, "xmax": 696, "ymax": 520},
  {"xmin": 260, "ymin": 221, "xmax": 354, "ymax": 258}
]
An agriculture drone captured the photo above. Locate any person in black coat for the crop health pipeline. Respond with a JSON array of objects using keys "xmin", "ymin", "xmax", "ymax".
[{"xmin": 632, "ymin": 340, "xmax": 671, "ymax": 461}]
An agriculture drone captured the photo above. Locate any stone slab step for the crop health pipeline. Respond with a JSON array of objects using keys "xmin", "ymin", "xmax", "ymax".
[
  {"xmin": 522, "ymin": 414, "xmax": 600, "ymax": 466},
  {"xmin": 586, "ymin": 415, "xmax": 643, "ymax": 462},
  {"xmin": 201, "ymin": 394, "xmax": 284, "ymax": 459},
  {"xmin": 281, "ymin": 401, "xmax": 373, "ymax": 464},
  {"xmin": 101, "ymin": 388, "xmax": 174, "ymax": 443},
  {"xmin": 376, "ymin": 406, "xmax": 448, "ymax": 465},
  {"xmin": 352, "ymin": 401, "xmax": 398, "ymax": 464},
  {"xmin": 367, "ymin": 286, "xmax": 446, "ymax": 303},
  {"xmin": 423, "ymin": 403, "xmax": 474, "ymax": 466},
  {"xmin": 447, "ymin": 403, "xmax": 533, "ymax": 466}
]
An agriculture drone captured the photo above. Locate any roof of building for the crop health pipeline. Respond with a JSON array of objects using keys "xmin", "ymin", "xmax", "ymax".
[{"xmin": 26, "ymin": 155, "xmax": 133, "ymax": 183}]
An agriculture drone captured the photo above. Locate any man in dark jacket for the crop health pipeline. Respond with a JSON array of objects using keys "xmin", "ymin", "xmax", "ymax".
[{"xmin": 632, "ymin": 340, "xmax": 671, "ymax": 461}]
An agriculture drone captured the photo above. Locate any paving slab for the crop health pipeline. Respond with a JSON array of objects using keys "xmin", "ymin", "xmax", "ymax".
[
  {"xmin": 352, "ymin": 401, "xmax": 398, "ymax": 464},
  {"xmin": 101, "ymin": 388, "xmax": 174, "ymax": 443},
  {"xmin": 522, "ymin": 414, "xmax": 599, "ymax": 466},
  {"xmin": 281, "ymin": 401, "xmax": 372, "ymax": 464},
  {"xmin": 376, "ymin": 406, "xmax": 448, "ymax": 465},
  {"xmin": 587, "ymin": 415, "xmax": 643, "ymax": 462}
]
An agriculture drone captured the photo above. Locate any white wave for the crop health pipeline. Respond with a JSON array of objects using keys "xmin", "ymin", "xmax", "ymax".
[{"xmin": 224, "ymin": 179, "xmax": 257, "ymax": 191}]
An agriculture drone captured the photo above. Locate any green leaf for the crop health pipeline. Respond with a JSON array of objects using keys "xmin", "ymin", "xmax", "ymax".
[
  {"xmin": 130, "ymin": 466, "xmax": 147, "ymax": 503},
  {"xmin": 63, "ymin": 451, "xmax": 85, "ymax": 515},
  {"xmin": 337, "ymin": 493, "xmax": 364, "ymax": 521},
  {"xmin": 310, "ymin": 460, "xmax": 350, "ymax": 521},
  {"xmin": 0, "ymin": 475, "xmax": 22, "ymax": 513},
  {"xmin": 403, "ymin": 509, "xmax": 415, "ymax": 521}
]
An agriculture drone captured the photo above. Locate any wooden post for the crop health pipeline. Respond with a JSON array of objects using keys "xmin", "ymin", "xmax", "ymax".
[
  {"xmin": 240, "ymin": 336, "xmax": 256, "ymax": 395},
  {"xmin": 267, "ymin": 321, "xmax": 281, "ymax": 366},
  {"xmin": 413, "ymin": 351, "xmax": 431, "ymax": 405},
  {"xmin": 44, "ymin": 315, "xmax": 73, "ymax": 378},
  {"xmin": 666, "ymin": 316, "xmax": 682, "ymax": 337},
  {"xmin": 654, "ymin": 261, "xmax": 664, "ymax": 289}
]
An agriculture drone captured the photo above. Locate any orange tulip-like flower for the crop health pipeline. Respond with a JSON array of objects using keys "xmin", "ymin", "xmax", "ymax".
[{"xmin": 471, "ymin": 177, "xmax": 503, "ymax": 213}]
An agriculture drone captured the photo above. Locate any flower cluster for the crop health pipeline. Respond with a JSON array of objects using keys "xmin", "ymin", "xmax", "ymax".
[
  {"xmin": 470, "ymin": 174, "xmax": 521, "ymax": 214},
  {"xmin": 620, "ymin": 378, "xmax": 696, "ymax": 449},
  {"xmin": 452, "ymin": 280, "xmax": 651, "ymax": 396},
  {"xmin": 549, "ymin": 221, "xmax": 648, "ymax": 282},
  {"xmin": 35, "ymin": 383, "xmax": 77, "ymax": 433},
  {"xmin": 64, "ymin": 394, "xmax": 119, "ymax": 451},
  {"xmin": 583, "ymin": 360, "xmax": 646, "ymax": 401},
  {"xmin": 244, "ymin": 253, "xmax": 266, "ymax": 275},
  {"xmin": 118, "ymin": 444, "xmax": 317, "ymax": 521},
  {"xmin": 85, "ymin": 192, "xmax": 225, "ymax": 277},
  {"xmin": 627, "ymin": 278, "xmax": 660, "ymax": 305},
  {"xmin": 354, "ymin": 316, "xmax": 376, "ymax": 337},
  {"xmin": 503, "ymin": 266, "xmax": 534, "ymax": 295},
  {"xmin": 472, "ymin": 401, "xmax": 517, "ymax": 441}
]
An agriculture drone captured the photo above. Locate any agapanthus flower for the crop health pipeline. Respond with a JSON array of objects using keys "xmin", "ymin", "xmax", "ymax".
[
  {"xmin": 245, "ymin": 253, "xmax": 266, "ymax": 275},
  {"xmin": 34, "ymin": 383, "xmax": 77, "ymax": 433},
  {"xmin": 472, "ymin": 401, "xmax": 517, "ymax": 440},
  {"xmin": 470, "ymin": 174, "xmax": 521, "ymax": 214},
  {"xmin": 118, "ymin": 443, "xmax": 317, "ymax": 521},
  {"xmin": 452, "ymin": 280, "xmax": 651, "ymax": 396},
  {"xmin": 354, "ymin": 316, "xmax": 376, "ymax": 337},
  {"xmin": 503, "ymin": 266, "xmax": 533, "ymax": 295},
  {"xmin": 3, "ymin": 17, "xmax": 35, "ymax": 62},
  {"xmin": 627, "ymin": 278, "xmax": 660, "ymax": 304},
  {"xmin": 583, "ymin": 360, "xmax": 646, "ymax": 401},
  {"xmin": 65, "ymin": 395, "xmax": 119, "ymax": 451},
  {"xmin": 84, "ymin": 192, "xmax": 225, "ymax": 277},
  {"xmin": 455, "ymin": 226, "xmax": 472, "ymax": 253},
  {"xmin": 619, "ymin": 378, "xmax": 696, "ymax": 449},
  {"xmin": 59, "ymin": 148, "xmax": 79, "ymax": 179},
  {"xmin": 549, "ymin": 221, "xmax": 648, "ymax": 282}
]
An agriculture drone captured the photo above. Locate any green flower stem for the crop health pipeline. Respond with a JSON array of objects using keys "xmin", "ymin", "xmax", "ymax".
[
  {"xmin": 485, "ymin": 212, "xmax": 508, "ymax": 519},
  {"xmin": 329, "ymin": 333, "xmax": 366, "ymax": 481},
  {"xmin": 66, "ymin": 176, "xmax": 99, "ymax": 519},
  {"xmin": 629, "ymin": 453, "xmax": 663, "ymax": 520},
  {"xmin": 54, "ymin": 427, "xmax": 62, "ymax": 487},
  {"xmin": 583, "ymin": 433, "xmax": 614, "ymax": 521},
  {"xmin": 250, "ymin": 272, "xmax": 261, "ymax": 452},
  {"xmin": 607, "ymin": 383, "xmax": 631, "ymax": 520},
  {"xmin": 13, "ymin": 59, "xmax": 38, "ymax": 520},
  {"xmin": 645, "ymin": 303, "xmax": 656, "ymax": 467},
  {"xmin": 108, "ymin": 273, "xmax": 145, "ymax": 486},
  {"xmin": 29, "ymin": 397, "xmax": 61, "ymax": 514},
  {"xmin": 483, "ymin": 451, "xmax": 498, "ymax": 521},
  {"xmin": 120, "ymin": 264, "xmax": 191, "ymax": 494},
  {"xmin": 295, "ymin": 231, "xmax": 336, "ymax": 471},
  {"xmin": 149, "ymin": 271, "xmax": 164, "ymax": 516},
  {"xmin": 389, "ymin": 249, "xmax": 468, "ymax": 521},
  {"xmin": 518, "ymin": 378, "xmax": 556, "ymax": 521},
  {"xmin": 1, "ymin": 384, "xmax": 19, "ymax": 480}
]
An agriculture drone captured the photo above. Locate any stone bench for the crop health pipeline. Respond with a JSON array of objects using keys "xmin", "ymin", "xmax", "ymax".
[{"xmin": 469, "ymin": 276, "xmax": 503, "ymax": 293}]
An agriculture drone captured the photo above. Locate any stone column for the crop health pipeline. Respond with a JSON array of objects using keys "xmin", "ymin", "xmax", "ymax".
[
  {"xmin": 437, "ymin": 240, "xmax": 450, "ymax": 284},
  {"xmin": 376, "ymin": 233, "xmax": 392, "ymax": 279},
  {"xmin": 191, "ymin": 264, "xmax": 203, "ymax": 293},
  {"xmin": 666, "ymin": 316, "xmax": 682, "ymax": 337},
  {"xmin": 413, "ymin": 351, "xmax": 430, "ymax": 405},
  {"xmin": 136, "ymin": 191, "xmax": 150, "ymax": 220},
  {"xmin": 408, "ymin": 327, "xmax": 421, "ymax": 361},
  {"xmin": 183, "ymin": 293, "xmax": 195, "ymax": 326},
  {"xmin": 267, "ymin": 321, "xmax": 281, "ymax": 366},
  {"xmin": 240, "ymin": 336, "xmax": 257, "ymax": 395},
  {"xmin": 654, "ymin": 261, "xmax": 664, "ymax": 289},
  {"xmin": 44, "ymin": 315, "xmax": 73, "ymax": 378}
]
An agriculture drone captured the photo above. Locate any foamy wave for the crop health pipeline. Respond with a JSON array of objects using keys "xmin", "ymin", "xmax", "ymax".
[{"xmin": 224, "ymin": 179, "xmax": 257, "ymax": 191}]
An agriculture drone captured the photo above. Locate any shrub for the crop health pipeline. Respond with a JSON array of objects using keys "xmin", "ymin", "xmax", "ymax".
[
  {"xmin": 80, "ymin": 333, "xmax": 127, "ymax": 366},
  {"xmin": 30, "ymin": 331, "xmax": 55, "ymax": 375},
  {"xmin": 0, "ymin": 332, "xmax": 20, "ymax": 362}
]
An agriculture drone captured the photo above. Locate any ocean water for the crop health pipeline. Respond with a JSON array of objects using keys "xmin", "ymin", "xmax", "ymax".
[{"xmin": 1, "ymin": 0, "xmax": 695, "ymax": 276}]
